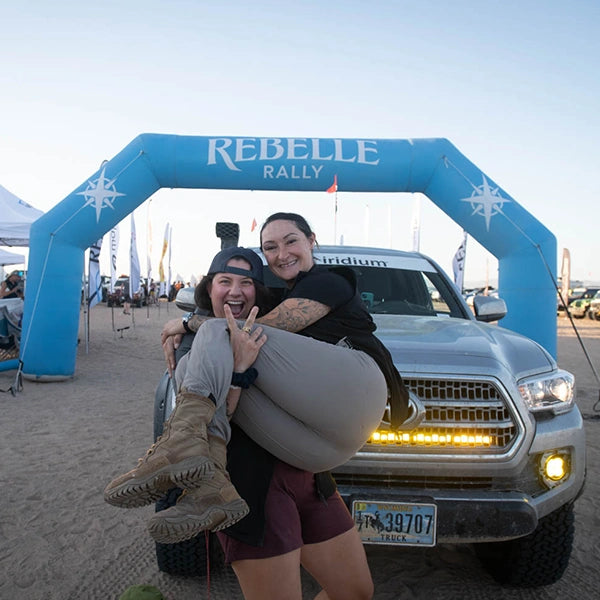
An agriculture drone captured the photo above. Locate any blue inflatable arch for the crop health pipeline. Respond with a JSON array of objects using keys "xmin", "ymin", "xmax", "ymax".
[{"xmin": 21, "ymin": 135, "xmax": 557, "ymax": 379}]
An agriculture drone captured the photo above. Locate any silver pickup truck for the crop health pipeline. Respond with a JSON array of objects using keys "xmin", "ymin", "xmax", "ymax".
[{"xmin": 154, "ymin": 243, "xmax": 585, "ymax": 588}]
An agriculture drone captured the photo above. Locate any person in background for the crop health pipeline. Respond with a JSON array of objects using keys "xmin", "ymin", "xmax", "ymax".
[
  {"xmin": 122, "ymin": 279, "xmax": 131, "ymax": 315},
  {"xmin": 0, "ymin": 271, "xmax": 24, "ymax": 300}
]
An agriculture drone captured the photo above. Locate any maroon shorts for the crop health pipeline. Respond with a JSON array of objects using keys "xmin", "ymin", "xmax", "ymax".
[{"xmin": 217, "ymin": 460, "xmax": 355, "ymax": 563}]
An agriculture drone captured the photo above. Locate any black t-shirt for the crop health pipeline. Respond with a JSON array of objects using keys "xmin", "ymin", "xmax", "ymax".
[{"xmin": 284, "ymin": 265, "xmax": 375, "ymax": 343}]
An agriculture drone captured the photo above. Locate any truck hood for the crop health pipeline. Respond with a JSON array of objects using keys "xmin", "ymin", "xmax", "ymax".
[{"xmin": 373, "ymin": 315, "xmax": 556, "ymax": 379}]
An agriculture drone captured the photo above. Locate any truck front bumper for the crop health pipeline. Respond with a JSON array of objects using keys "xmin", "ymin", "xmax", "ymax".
[{"xmin": 337, "ymin": 487, "xmax": 540, "ymax": 543}]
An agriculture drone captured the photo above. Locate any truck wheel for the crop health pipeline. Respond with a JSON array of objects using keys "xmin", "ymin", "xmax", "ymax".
[
  {"xmin": 154, "ymin": 488, "xmax": 225, "ymax": 576},
  {"xmin": 154, "ymin": 371, "xmax": 171, "ymax": 441},
  {"xmin": 475, "ymin": 503, "xmax": 574, "ymax": 587}
]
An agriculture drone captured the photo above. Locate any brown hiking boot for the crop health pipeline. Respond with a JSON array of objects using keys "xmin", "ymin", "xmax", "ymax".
[
  {"xmin": 104, "ymin": 391, "xmax": 216, "ymax": 508},
  {"xmin": 147, "ymin": 435, "xmax": 249, "ymax": 543}
]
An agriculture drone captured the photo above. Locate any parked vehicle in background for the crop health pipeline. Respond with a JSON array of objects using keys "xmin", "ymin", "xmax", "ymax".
[
  {"xmin": 106, "ymin": 276, "xmax": 147, "ymax": 308},
  {"xmin": 587, "ymin": 290, "xmax": 600, "ymax": 320},
  {"xmin": 557, "ymin": 285, "xmax": 586, "ymax": 314},
  {"xmin": 567, "ymin": 287, "xmax": 600, "ymax": 318},
  {"xmin": 153, "ymin": 239, "xmax": 585, "ymax": 588}
]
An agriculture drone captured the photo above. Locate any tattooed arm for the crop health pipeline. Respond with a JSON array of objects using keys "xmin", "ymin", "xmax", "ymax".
[{"xmin": 256, "ymin": 298, "xmax": 330, "ymax": 332}]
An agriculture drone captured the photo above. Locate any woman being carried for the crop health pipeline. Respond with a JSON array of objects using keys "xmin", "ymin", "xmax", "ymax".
[{"xmin": 104, "ymin": 213, "xmax": 408, "ymax": 542}]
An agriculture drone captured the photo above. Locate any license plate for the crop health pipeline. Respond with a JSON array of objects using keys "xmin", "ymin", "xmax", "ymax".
[{"xmin": 352, "ymin": 500, "xmax": 437, "ymax": 546}]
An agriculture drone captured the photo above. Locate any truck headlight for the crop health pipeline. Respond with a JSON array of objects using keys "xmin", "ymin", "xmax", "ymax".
[{"xmin": 518, "ymin": 370, "xmax": 574, "ymax": 415}]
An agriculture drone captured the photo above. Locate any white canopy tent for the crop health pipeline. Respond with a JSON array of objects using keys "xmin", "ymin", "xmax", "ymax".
[
  {"xmin": 0, "ymin": 184, "xmax": 44, "ymax": 246},
  {"xmin": 0, "ymin": 248, "xmax": 25, "ymax": 266}
]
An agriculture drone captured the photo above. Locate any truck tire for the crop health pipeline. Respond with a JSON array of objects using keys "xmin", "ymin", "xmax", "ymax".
[
  {"xmin": 475, "ymin": 503, "xmax": 574, "ymax": 587},
  {"xmin": 154, "ymin": 371, "xmax": 171, "ymax": 441},
  {"xmin": 153, "ymin": 331, "xmax": 196, "ymax": 440},
  {"xmin": 154, "ymin": 488, "xmax": 225, "ymax": 576}
]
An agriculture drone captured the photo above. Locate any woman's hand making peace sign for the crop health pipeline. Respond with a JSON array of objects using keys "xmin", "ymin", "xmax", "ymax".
[{"xmin": 224, "ymin": 304, "xmax": 268, "ymax": 373}]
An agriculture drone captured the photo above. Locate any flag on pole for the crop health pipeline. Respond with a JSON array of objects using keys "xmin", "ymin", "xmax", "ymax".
[
  {"xmin": 327, "ymin": 174, "xmax": 338, "ymax": 194},
  {"xmin": 410, "ymin": 196, "xmax": 421, "ymax": 252},
  {"xmin": 328, "ymin": 175, "xmax": 339, "ymax": 242},
  {"xmin": 560, "ymin": 248, "xmax": 571, "ymax": 309},
  {"xmin": 88, "ymin": 238, "xmax": 103, "ymax": 308},
  {"xmin": 130, "ymin": 214, "xmax": 141, "ymax": 295},
  {"xmin": 147, "ymin": 201, "xmax": 153, "ymax": 286},
  {"xmin": 158, "ymin": 223, "xmax": 169, "ymax": 297},
  {"xmin": 168, "ymin": 225, "xmax": 172, "ymax": 297},
  {"xmin": 452, "ymin": 231, "xmax": 468, "ymax": 293},
  {"xmin": 109, "ymin": 226, "xmax": 119, "ymax": 293},
  {"xmin": 251, "ymin": 217, "xmax": 257, "ymax": 232}
]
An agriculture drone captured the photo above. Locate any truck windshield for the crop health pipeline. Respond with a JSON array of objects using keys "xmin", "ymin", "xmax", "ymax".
[{"xmin": 263, "ymin": 264, "xmax": 467, "ymax": 318}]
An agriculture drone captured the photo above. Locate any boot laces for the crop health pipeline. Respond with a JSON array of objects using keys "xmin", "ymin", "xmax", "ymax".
[{"xmin": 136, "ymin": 435, "xmax": 163, "ymax": 464}]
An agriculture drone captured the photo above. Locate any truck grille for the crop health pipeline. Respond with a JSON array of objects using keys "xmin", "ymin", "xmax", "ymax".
[{"xmin": 369, "ymin": 377, "xmax": 519, "ymax": 454}]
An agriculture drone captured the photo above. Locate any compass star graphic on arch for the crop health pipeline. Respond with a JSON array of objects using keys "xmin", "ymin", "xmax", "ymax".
[
  {"xmin": 460, "ymin": 175, "xmax": 509, "ymax": 231},
  {"xmin": 76, "ymin": 167, "xmax": 125, "ymax": 222}
]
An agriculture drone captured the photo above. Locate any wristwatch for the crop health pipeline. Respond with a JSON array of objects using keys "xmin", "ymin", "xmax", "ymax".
[{"xmin": 182, "ymin": 311, "xmax": 194, "ymax": 333}]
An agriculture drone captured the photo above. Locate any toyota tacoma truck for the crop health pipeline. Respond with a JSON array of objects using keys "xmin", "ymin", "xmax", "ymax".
[{"xmin": 154, "ymin": 241, "xmax": 585, "ymax": 588}]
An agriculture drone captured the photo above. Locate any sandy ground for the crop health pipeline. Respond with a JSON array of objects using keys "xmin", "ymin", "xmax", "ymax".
[{"xmin": 1, "ymin": 306, "xmax": 599, "ymax": 600}]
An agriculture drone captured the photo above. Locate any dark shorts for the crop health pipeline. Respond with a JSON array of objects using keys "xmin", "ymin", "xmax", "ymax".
[{"xmin": 217, "ymin": 460, "xmax": 355, "ymax": 563}]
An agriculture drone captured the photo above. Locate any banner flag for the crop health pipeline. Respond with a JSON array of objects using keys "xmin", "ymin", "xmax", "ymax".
[
  {"xmin": 328, "ymin": 175, "xmax": 339, "ymax": 242},
  {"xmin": 88, "ymin": 238, "xmax": 103, "ymax": 308},
  {"xmin": 109, "ymin": 226, "xmax": 119, "ymax": 293},
  {"xmin": 327, "ymin": 174, "xmax": 338, "ymax": 194},
  {"xmin": 452, "ymin": 231, "xmax": 468, "ymax": 293},
  {"xmin": 168, "ymin": 225, "xmax": 172, "ymax": 296},
  {"xmin": 410, "ymin": 196, "xmax": 421, "ymax": 252},
  {"xmin": 158, "ymin": 222, "xmax": 169, "ymax": 297},
  {"xmin": 147, "ymin": 202, "xmax": 153, "ymax": 285},
  {"xmin": 130, "ymin": 214, "xmax": 141, "ymax": 295},
  {"xmin": 560, "ymin": 248, "xmax": 571, "ymax": 309},
  {"xmin": 251, "ymin": 217, "xmax": 257, "ymax": 232}
]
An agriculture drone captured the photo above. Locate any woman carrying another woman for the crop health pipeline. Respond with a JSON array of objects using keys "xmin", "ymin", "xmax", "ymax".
[{"xmin": 105, "ymin": 213, "xmax": 408, "ymax": 599}]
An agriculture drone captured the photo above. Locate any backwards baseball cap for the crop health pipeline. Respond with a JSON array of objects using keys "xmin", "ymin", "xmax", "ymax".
[{"xmin": 207, "ymin": 247, "xmax": 264, "ymax": 284}]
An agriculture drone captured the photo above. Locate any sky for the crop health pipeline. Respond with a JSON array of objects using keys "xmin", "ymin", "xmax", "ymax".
[{"xmin": 1, "ymin": 0, "xmax": 599, "ymax": 288}]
